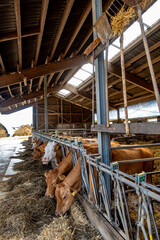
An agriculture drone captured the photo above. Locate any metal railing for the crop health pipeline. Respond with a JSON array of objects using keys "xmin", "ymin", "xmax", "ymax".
[{"xmin": 32, "ymin": 132, "xmax": 160, "ymax": 240}]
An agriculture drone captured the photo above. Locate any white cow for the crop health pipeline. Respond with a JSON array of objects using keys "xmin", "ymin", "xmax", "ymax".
[{"xmin": 42, "ymin": 141, "xmax": 61, "ymax": 168}]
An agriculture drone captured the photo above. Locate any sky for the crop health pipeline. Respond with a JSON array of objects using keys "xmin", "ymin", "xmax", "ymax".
[{"xmin": 0, "ymin": 107, "xmax": 33, "ymax": 136}]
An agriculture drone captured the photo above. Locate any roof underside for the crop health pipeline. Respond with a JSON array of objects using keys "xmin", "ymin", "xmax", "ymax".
[{"xmin": 0, "ymin": 0, "xmax": 159, "ymax": 114}]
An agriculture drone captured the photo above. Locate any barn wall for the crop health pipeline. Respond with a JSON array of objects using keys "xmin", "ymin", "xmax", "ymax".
[{"xmin": 33, "ymin": 96, "xmax": 92, "ymax": 130}]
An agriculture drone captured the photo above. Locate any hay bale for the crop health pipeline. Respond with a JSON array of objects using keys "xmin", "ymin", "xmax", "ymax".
[
  {"xmin": 13, "ymin": 125, "xmax": 32, "ymax": 136},
  {"xmin": 0, "ymin": 124, "xmax": 8, "ymax": 137}
]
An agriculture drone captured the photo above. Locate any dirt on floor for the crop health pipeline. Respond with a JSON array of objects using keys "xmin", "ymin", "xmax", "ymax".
[{"xmin": 0, "ymin": 138, "xmax": 103, "ymax": 240}]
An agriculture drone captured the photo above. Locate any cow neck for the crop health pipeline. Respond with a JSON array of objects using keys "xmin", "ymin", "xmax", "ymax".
[{"xmin": 62, "ymin": 158, "xmax": 80, "ymax": 188}]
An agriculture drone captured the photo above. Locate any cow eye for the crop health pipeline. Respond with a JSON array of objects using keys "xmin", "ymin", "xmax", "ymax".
[{"xmin": 63, "ymin": 196, "xmax": 66, "ymax": 200}]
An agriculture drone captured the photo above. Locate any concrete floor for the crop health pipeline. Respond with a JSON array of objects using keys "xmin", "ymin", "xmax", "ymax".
[{"xmin": 0, "ymin": 137, "xmax": 26, "ymax": 181}]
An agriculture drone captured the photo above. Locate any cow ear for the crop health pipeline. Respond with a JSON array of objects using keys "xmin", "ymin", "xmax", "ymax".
[
  {"xmin": 58, "ymin": 173, "xmax": 65, "ymax": 181},
  {"xmin": 44, "ymin": 172, "xmax": 48, "ymax": 177}
]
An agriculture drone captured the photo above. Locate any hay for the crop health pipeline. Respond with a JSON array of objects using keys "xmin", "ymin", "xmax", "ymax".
[
  {"xmin": 13, "ymin": 125, "xmax": 32, "ymax": 136},
  {"xmin": 107, "ymin": 5, "xmax": 135, "ymax": 36},
  {"xmin": 0, "ymin": 138, "xmax": 103, "ymax": 240}
]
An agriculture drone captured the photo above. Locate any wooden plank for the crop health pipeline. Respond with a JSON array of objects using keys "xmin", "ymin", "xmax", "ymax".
[
  {"xmin": 0, "ymin": 29, "xmax": 40, "ymax": 42},
  {"xmin": 49, "ymin": 0, "xmax": 75, "ymax": 60},
  {"xmin": 0, "ymin": 55, "xmax": 89, "ymax": 88},
  {"xmin": 0, "ymin": 55, "xmax": 6, "ymax": 74},
  {"xmin": 93, "ymin": 122, "xmax": 160, "ymax": 134},
  {"xmin": 78, "ymin": 195, "xmax": 124, "ymax": 240},
  {"xmin": 14, "ymin": 0, "xmax": 22, "ymax": 69},
  {"xmin": 34, "ymin": 0, "xmax": 49, "ymax": 64},
  {"xmin": 108, "ymin": 62, "xmax": 155, "ymax": 93}
]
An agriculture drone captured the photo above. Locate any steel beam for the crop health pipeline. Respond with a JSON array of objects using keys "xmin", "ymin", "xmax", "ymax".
[
  {"xmin": 44, "ymin": 76, "xmax": 48, "ymax": 133},
  {"xmin": 92, "ymin": 0, "xmax": 111, "ymax": 198},
  {"xmin": 36, "ymin": 97, "xmax": 39, "ymax": 131}
]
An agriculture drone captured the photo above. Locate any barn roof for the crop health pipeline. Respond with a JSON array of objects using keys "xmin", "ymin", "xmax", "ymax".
[{"xmin": 0, "ymin": 0, "xmax": 159, "ymax": 114}]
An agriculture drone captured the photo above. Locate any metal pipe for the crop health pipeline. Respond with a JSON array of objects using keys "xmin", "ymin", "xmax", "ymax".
[
  {"xmin": 116, "ymin": 157, "xmax": 159, "ymax": 164},
  {"xmin": 36, "ymin": 97, "xmax": 38, "ymax": 130},
  {"xmin": 92, "ymin": 50, "xmax": 95, "ymax": 128},
  {"xmin": 104, "ymin": 38, "xmax": 110, "ymax": 128},
  {"xmin": 138, "ymin": 5, "xmax": 160, "ymax": 112},
  {"xmin": 120, "ymin": 33, "xmax": 129, "ymax": 136},
  {"xmin": 44, "ymin": 76, "xmax": 48, "ymax": 133},
  {"xmin": 112, "ymin": 143, "xmax": 160, "ymax": 149}
]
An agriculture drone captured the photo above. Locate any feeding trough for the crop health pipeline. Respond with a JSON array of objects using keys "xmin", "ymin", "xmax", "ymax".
[{"xmin": 93, "ymin": 12, "xmax": 112, "ymax": 44}]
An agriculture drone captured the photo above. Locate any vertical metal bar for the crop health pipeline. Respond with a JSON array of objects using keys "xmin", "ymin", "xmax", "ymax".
[
  {"xmin": 61, "ymin": 99, "xmax": 63, "ymax": 124},
  {"xmin": 104, "ymin": 38, "xmax": 110, "ymax": 128},
  {"xmin": 138, "ymin": 5, "xmax": 160, "ymax": 112},
  {"xmin": 36, "ymin": 97, "xmax": 38, "ymax": 131},
  {"xmin": 44, "ymin": 76, "xmax": 48, "ymax": 133},
  {"xmin": 117, "ymin": 107, "xmax": 120, "ymax": 122},
  {"xmin": 120, "ymin": 33, "xmax": 129, "ymax": 136},
  {"xmin": 92, "ymin": 50, "xmax": 95, "ymax": 127},
  {"xmin": 92, "ymin": 0, "xmax": 111, "ymax": 200}
]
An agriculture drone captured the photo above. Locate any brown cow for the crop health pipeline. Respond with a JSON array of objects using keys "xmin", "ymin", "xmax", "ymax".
[
  {"xmin": 45, "ymin": 150, "xmax": 73, "ymax": 198},
  {"xmin": 44, "ymin": 143, "xmax": 98, "ymax": 198},
  {"xmin": 33, "ymin": 140, "xmax": 48, "ymax": 160},
  {"xmin": 55, "ymin": 157, "xmax": 81, "ymax": 216},
  {"xmin": 55, "ymin": 144, "xmax": 154, "ymax": 215}
]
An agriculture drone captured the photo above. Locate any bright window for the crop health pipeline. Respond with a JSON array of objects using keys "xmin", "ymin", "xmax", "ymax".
[
  {"xmin": 74, "ymin": 69, "xmax": 91, "ymax": 81},
  {"xmin": 81, "ymin": 63, "xmax": 94, "ymax": 73},
  {"xmin": 68, "ymin": 77, "xmax": 82, "ymax": 87},
  {"xmin": 58, "ymin": 89, "xmax": 70, "ymax": 96}
]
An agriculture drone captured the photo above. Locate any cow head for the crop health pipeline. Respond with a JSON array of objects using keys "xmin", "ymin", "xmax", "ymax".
[
  {"xmin": 55, "ymin": 181, "xmax": 78, "ymax": 216},
  {"xmin": 33, "ymin": 141, "xmax": 48, "ymax": 160},
  {"xmin": 42, "ymin": 141, "xmax": 61, "ymax": 165},
  {"xmin": 45, "ymin": 170, "xmax": 65, "ymax": 198}
]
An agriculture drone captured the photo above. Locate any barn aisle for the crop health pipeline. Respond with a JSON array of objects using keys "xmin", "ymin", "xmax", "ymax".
[{"xmin": 0, "ymin": 137, "xmax": 27, "ymax": 181}]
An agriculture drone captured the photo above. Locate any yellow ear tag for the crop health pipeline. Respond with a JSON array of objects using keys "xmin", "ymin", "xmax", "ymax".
[{"xmin": 71, "ymin": 192, "xmax": 75, "ymax": 197}]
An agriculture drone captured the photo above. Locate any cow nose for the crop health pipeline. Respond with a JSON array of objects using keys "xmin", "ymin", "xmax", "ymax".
[{"xmin": 45, "ymin": 193, "xmax": 53, "ymax": 198}]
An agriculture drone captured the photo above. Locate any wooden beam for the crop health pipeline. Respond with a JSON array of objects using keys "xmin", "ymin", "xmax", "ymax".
[
  {"xmin": 125, "ymin": 41, "xmax": 160, "ymax": 69},
  {"xmin": 131, "ymin": 55, "xmax": 160, "ymax": 74},
  {"xmin": 0, "ymin": 55, "xmax": 6, "ymax": 74},
  {"xmin": 19, "ymin": 82, "xmax": 23, "ymax": 95},
  {"xmin": 0, "ymin": 28, "xmax": 40, "ymax": 43},
  {"xmin": 14, "ymin": 0, "xmax": 22, "ymax": 69},
  {"xmin": 0, "ymin": 55, "xmax": 89, "ymax": 88},
  {"xmin": 108, "ymin": 62, "xmax": 155, "ymax": 93},
  {"xmin": 34, "ymin": 0, "xmax": 49, "ymax": 64},
  {"xmin": 8, "ymin": 86, "xmax": 14, "ymax": 98},
  {"xmin": 49, "ymin": 0, "xmax": 75, "ymax": 60}
]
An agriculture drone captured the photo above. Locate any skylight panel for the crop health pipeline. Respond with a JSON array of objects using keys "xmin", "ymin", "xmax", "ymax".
[
  {"xmin": 123, "ymin": 21, "xmax": 142, "ymax": 48},
  {"xmin": 108, "ymin": 45, "xmax": 120, "ymax": 60},
  {"xmin": 81, "ymin": 63, "xmax": 94, "ymax": 73},
  {"xmin": 74, "ymin": 69, "xmax": 91, "ymax": 81},
  {"xmin": 58, "ymin": 89, "xmax": 70, "ymax": 96},
  {"xmin": 68, "ymin": 77, "xmax": 82, "ymax": 87},
  {"xmin": 142, "ymin": 0, "xmax": 160, "ymax": 27}
]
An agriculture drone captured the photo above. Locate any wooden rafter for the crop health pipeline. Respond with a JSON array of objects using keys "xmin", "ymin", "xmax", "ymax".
[
  {"xmin": 34, "ymin": 0, "xmax": 49, "ymax": 64},
  {"xmin": 0, "ymin": 28, "xmax": 40, "ymax": 43},
  {"xmin": 49, "ymin": 0, "xmax": 92, "ymax": 87},
  {"xmin": 0, "ymin": 55, "xmax": 89, "ymax": 88},
  {"xmin": 8, "ymin": 86, "xmax": 14, "ymax": 98},
  {"xmin": 14, "ymin": 0, "xmax": 22, "ymax": 69},
  {"xmin": 131, "ymin": 56, "xmax": 160, "ymax": 74},
  {"xmin": 49, "ymin": 0, "xmax": 75, "ymax": 60},
  {"xmin": 0, "ymin": 55, "xmax": 6, "ymax": 74}
]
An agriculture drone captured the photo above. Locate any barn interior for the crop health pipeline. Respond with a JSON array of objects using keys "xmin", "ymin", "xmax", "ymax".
[{"xmin": 0, "ymin": 0, "xmax": 160, "ymax": 239}]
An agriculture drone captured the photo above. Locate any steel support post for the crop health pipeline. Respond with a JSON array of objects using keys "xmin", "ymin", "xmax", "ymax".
[
  {"xmin": 44, "ymin": 76, "xmax": 48, "ymax": 133},
  {"xmin": 92, "ymin": 0, "xmax": 111, "ymax": 199},
  {"xmin": 36, "ymin": 97, "xmax": 38, "ymax": 130}
]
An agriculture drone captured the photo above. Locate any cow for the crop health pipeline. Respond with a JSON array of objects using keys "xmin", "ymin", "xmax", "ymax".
[
  {"xmin": 45, "ymin": 150, "xmax": 73, "ymax": 198},
  {"xmin": 55, "ymin": 157, "xmax": 81, "ymax": 216},
  {"xmin": 55, "ymin": 144, "xmax": 154, "ymax": 216},
  {"xmin": 42, "ymin": 141, "xmax": 62, "ymax": 167},
  {"xmin": 32, "ymin": 138, "xmax": 43, "ymax": 150},
  {"xmin": 33, "ymin": 140, "xmax": 48, "ymax": 160}
]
